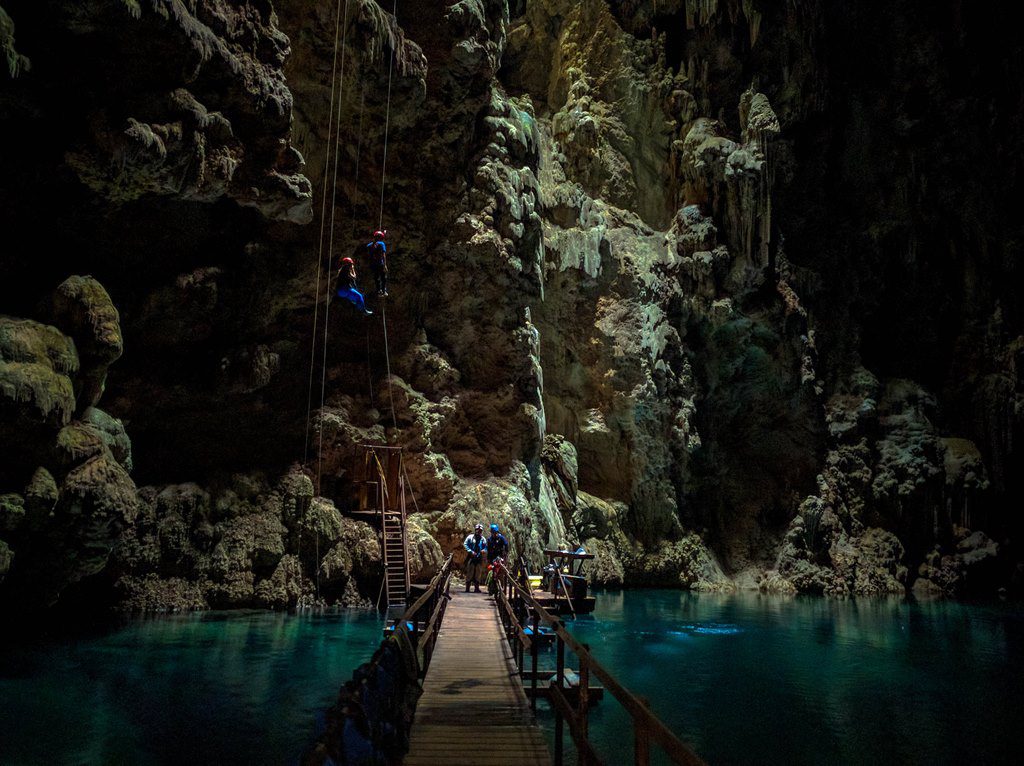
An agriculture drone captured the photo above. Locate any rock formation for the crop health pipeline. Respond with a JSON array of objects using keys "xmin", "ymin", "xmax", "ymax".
[
  {"xmin": 1, "ymin": 0, "xmax": 1021, "ymax": 610},
  {"xmin": 1, "ymin": 277, "xmax": 138, "ymax": 605}
]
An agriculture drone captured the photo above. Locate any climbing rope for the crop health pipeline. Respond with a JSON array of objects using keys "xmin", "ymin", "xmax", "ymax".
[
  {"xmin": 382, "ymin": 301, "xmax": 398, "ymax": 430},
  {"xmin": 366, "ymin": 320, "xmax": 375, "ymax": 408},
  {"xmin": 371, "ymin": 449, "xmax": 391, "ymax": 507},
  {"xmin": 316, "ymin": 0, "xmax": 354, "ymax": 494},
  {"xmin": 303, "ymin": 0, "xmax": 346, "ymax": 466},
  {"xmin": 307, "ymin": 0, "xmax": 401, "ymax": 503},
  {"xmin": 352, "ymin": 83, "xmax": 366, "ymax": 218},
  {"xmin": 353, "ymin": 84, "xmax": 377, "ymax": 407},
  {"xmin": 378, "ymin": 0, "xmax": 398, "ymax": 233},
  {"xmin": 377, "ymin": 0, "xmax": 400, "ymax": 434},
  {"xmin": 402, "ymin": 462, "xmax": 421, "ymax": 516}
]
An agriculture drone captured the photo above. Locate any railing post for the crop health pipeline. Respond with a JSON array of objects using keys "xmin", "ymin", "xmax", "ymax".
[
  {"xmin": 515, "ymin": 586, "xmax": 525, "ymax": 671},
  {"xmin": 555, "ymin": 630, "xmax": 565, "ymax": 766},
  {"xmin": 499, "ymin": 580, "xmax": 508, "ymax": 637},
  {"xmin": 634, "ymin": 696, "xmax": 651, "ymax": 766},
  {"xmin": 530, "ymin": 612, "xmax": 540, "ymax": 711},
  {"xmin": 579, "ymin": 643, "xmax": 590, "ymax": 742}
]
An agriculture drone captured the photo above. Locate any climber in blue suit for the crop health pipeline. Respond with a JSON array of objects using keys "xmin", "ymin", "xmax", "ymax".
[{"xmin": 335, "ymin": 256, "xmax": 372, "ymax": 315}]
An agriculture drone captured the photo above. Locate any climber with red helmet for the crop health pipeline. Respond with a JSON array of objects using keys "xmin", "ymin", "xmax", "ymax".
[
  {"xmin": 364, "ymin": 229, "xmax": 388, "ymax": 297},
  {"xmin": 334, "ymin": 255, "xmax": 372, "ymax": 315}
]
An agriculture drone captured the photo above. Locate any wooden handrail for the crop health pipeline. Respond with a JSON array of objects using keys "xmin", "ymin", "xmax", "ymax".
[
  {"xmin": 549, "ymin": 684, "xmax": 602, "ymax": 766},
  {"xmin": 397, "ymin": 554, "xmax": 453, "ymax": 678},
  {"xmin": 313, "ymin": 556, "xmax": 454, "ymax": 765},
  {"xmin": 493, "ymin": 561, "xmax": 705, "ymax": 766},
  {"xmin": 494, "ymin": 568, "xmax": 532, "ymax": 650},
  {"xmin": 399, "ymin": 554, "xmax": 453, "ymax": 624}
]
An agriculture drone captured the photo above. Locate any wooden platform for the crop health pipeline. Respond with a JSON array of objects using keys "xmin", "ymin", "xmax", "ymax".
[{"xmin": 404, "ymin": 591, "xmax": 552, "ymax": 766}]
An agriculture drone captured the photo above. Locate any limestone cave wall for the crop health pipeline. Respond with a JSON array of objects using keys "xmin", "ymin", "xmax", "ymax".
[{"xmin": 0, "ymin": 0, "xmax": 1020, "ymax": 611}]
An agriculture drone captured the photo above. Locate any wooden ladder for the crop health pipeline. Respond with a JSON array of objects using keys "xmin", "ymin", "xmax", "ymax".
[{"xmin": 383, "ymin": 505, "xmax": 409, "ymax": 607}]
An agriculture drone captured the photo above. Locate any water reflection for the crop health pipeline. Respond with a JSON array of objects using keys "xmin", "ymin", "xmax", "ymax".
[
  {"xmin": 545, "ymin": 590, "xmax": 1024, "ymax": 765},
  {"xmin": 0, "ymin": 610, "xmax": 384, "ymax": 765}
]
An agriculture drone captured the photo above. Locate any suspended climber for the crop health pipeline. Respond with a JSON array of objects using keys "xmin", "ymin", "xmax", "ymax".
[
  {"xmin": 334, "ymin": 255, "xmax": 373, "ymax": 315},
  {"xmin": 355, "ymin": 229, "xmax": 389, "ymax": 297}
]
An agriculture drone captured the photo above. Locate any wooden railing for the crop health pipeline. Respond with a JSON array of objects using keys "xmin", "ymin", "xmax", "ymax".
[
  {"xmin": 394, "ymin": 553, "xmax": 454, "ymax": 677},
  {"xmin": 305, "ymin": 555, "xmax": 453, "ymax": 766},
  {"xmin": 493, "ymin": 560, "xmax": 706, "ymax": 766}
]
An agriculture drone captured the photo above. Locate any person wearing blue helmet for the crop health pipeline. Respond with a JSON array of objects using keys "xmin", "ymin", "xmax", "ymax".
[{"xmin": 486, "ymin": 523, "xmax": 509, "ymax": 564}]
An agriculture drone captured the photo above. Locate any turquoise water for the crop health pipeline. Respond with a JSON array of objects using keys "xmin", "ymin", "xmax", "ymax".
[
  {"xmin": 537, "ymin": 590, "xmax": 1024, "ymax": 765},
  {"xmin": 1, "ymin": 595, "xmax": 1021, "ymax": 765},
  {"xmin": 0, "ymin": 610, "xmax": 383, "ymax": 765}
]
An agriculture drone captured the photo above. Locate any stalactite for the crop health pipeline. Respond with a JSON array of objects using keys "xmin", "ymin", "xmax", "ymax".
[
  {"xmin": 746, "ymin": 5, "xmax": 762, "ymax": 47},
  {"xmin": 685, "ymin": 0, "xmax": 720, "ymax": 30}
]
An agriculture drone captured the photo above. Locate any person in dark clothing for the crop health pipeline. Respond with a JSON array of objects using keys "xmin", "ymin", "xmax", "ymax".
[
  {"xmin": 463, "ymin": 523, "xmax": 487, "ymax": 593},
  {"xmin": 335, "ymin": 256, "xmax": 372, "ymax": 315},
  {"xmin": 485, "ymin": 524, "xmax": 509, "ymax": 564},
  {"xmin": 485, "ymin": 523, "xmax": 509, "ymax": 596},
  {"xmin": 365, "ymin": 230, "xmax": 388, "ymax": 297}
]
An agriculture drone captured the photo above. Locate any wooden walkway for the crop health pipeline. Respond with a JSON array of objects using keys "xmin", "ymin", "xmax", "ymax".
[{"xmin": 405, "ymin": 590, "xmax": 552, "ymax": 766}]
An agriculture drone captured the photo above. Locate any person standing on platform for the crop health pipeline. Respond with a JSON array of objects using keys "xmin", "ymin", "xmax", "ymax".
[
  {"xmin": 485, "ymin": 523, "xmax": 509, "ymax": 596},
  {"xmin": 485, "ymin": 524, "xmax": 508, "ymax": 564},
  {"xmin": 463, "ymin": 523, "xmax": 487, "ymax": 593}
]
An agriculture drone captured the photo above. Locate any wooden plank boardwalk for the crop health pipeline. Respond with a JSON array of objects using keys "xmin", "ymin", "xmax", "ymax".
[{"xmin": 404, "ymin": 591, "xmax": 552, "ymax": 766}]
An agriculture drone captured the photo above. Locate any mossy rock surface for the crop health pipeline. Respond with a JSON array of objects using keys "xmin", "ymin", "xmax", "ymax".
[
  {"xmin": 83, "ymin": 407, "xmax": 133, "ymax": 471},
  {"xmin": 0, "ymin": 493, "xmax": 25, "ymax": 533},
  {"xmin": 0, "ymin": 539, "xmax": 12, "ymax": 579},
  {"xmin": 24, "ymin": 467, "xmax": 58, "ymax": 519},
  {"xmin": 115, "ymin": 574, "xmax": 207, "ymax": 611},
  {"xmin": 49, "ymin": 276, "xmax": 123, "ymax": 366},
  {"xmin": 55, "ymin": 423, "xmax": 108, "ymax": 467},
  {"xmin": 0, "ymin": 317, "xmax": 78, "ymax": 428}
]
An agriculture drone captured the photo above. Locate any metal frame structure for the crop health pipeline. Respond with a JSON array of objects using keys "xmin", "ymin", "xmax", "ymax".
[{"xmin": 359, "ymin": 443, "xmax": 410, "ymax": 608}]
